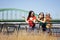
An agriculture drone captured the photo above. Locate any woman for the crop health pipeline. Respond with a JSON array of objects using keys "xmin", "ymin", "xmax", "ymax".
[
  {"xmin": 26, "ymin": 11, "xmax": 36, "ymax": 32},
  {"xmin": 45, "ymin": 13, "xmax": 52, "ymax": 35},
  {"xmin": 37, "ymin": 12, "xmax": 47, "ymax": 32}
]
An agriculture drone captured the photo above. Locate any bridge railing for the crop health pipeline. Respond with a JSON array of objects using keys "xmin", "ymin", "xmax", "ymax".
[{"xmin": 0, "ymin": 22, "xmax": 60, "ymax": 36}]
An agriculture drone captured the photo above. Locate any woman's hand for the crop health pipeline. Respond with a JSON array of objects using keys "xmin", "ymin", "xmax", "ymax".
[
  {"xmin": 22, "ymin": 16, "xmax": 28, "ymax": 23},
  {"xmin": 37, "ymin": 18, "xmax": 41, "ymax": 22}
]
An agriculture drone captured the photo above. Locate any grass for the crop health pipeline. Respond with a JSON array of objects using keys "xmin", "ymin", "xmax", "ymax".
[{"xmin": 0, "ymin": 30, "xmax": 58, "ymax": 40}]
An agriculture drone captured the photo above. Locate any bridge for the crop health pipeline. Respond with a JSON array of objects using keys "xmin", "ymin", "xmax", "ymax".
[{"xmin": 0, "ymin": 8, "xmax": 38, "ymax": 22}]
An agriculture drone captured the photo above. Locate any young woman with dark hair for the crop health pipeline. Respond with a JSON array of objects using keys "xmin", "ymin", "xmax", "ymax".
[
  {"xmin": 37, "ymin": 12, "xmax": 47, "ymax": 32},
  {"xmin": 26, "ymin": 11, "xmax": 36, "ymax": 32}
]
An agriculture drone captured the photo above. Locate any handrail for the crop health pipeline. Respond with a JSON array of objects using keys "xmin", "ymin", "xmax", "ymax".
[{"xmin": 0, "ymin": 22, "xmax": 60, "ymax": 25}]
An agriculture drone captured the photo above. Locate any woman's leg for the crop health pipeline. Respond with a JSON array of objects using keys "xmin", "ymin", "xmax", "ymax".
[
  {"xmin": 27, "ymin": 27, "xmax": 32, "ymax": 32},
  {"xmin": 42, "ymin": 23, "xmax": 47, "ymax": 32}
]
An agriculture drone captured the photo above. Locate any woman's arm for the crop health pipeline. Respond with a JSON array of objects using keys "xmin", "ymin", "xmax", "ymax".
[
  {"xmin": 37, "ymin": 18, "xmax": 46, "ymax": 23},
  {"xmin": 37, "ymin": 18, "xmax": 41, "ymax": 21},
  {"xmin": 22, "ymin": 16, "xmax": 29, "ymax": 23},
  {"xmin": 32, "ymin": 17, "xmax": 36, "ymax": 23},
  {"xmin": 33, "ymin": 19, "xmax": 36, "ymax": 23},
  {"xmin": 40, "ymin": 18, "xmax": 46, "ymax": 23}
]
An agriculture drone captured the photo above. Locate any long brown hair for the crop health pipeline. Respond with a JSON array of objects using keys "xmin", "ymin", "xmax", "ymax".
[
  {"xmin": 27, "ymin": 11, "xmax": 35, "ymax": 20},
  {"xmin": 38, "ymin": 12, "xmax": 44, "ymax": 20}
]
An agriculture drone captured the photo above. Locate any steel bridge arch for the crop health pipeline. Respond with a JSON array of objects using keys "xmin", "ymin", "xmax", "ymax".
[{"xmin": 0, "ymin": 8, "xmax": 38, "ymax": 22}]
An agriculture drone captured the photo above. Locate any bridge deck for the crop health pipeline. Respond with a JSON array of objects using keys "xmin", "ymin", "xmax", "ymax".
[{"xmin": 0, "ymin": 30, "xmax": 60, "ymax": 40}]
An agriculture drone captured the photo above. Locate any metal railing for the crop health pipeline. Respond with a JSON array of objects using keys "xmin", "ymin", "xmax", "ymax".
[{"xmin": 0, "ymin": 22, "xmax": 60, "ymax": 36}]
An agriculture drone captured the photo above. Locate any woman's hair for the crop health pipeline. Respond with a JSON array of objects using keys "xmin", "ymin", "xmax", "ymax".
[
  {"xmin": 27, "ymin": 10, "xmax": 35, "ymax": 20},
  {"xmin": 46, "ymin": 13, "xmax": 51, "ymax": 18},
  {"xmin": 38, "ymin": 12, "xmax": 44, "ymax": 19}
]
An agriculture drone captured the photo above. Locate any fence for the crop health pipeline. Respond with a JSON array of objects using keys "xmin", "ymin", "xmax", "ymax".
[{"xmin": 0, "ymin": 22, "xmax": 60, "ymax": 35}]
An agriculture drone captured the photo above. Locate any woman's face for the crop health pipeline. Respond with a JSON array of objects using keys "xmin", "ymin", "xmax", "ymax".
[
  {"xmin": 39, "ymin": 13, "xmax": 44, "ymax": 18},
  {"xmin": 31, "ymin": 12, "xmax": 34, "ymax": 17},
  {"xmin": 46, "ymin": 14, "xmax": 50, "ymax": 17}
]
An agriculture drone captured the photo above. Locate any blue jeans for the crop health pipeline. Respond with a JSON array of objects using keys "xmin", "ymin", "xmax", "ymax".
[{"xmin": 28, "ymin": 26, "xmax": 37, "ymax": 32}]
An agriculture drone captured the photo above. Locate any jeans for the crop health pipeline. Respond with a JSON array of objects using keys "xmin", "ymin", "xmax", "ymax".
[{"xmin": 27, "ymin": 26, "xmax": 37, "ymax": 32}]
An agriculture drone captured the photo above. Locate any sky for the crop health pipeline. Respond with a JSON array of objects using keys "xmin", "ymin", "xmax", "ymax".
[{"xmin": 0, "ymin": 0, "xmax": 60, "ymax": 19}]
